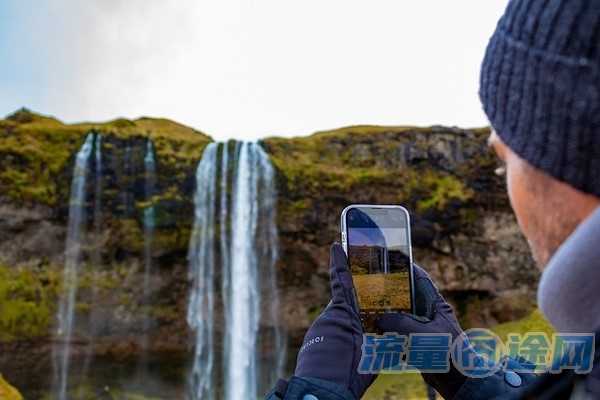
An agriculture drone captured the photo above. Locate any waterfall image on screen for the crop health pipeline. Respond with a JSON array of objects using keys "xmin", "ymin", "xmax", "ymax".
[{"xmin": 187, "ymin": 141, "xmax": 285, "ymax": 400}]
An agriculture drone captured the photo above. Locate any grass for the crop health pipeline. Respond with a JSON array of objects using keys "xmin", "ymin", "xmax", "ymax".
[
  {"xmin": 262, "ymin": 124, "xmax": 492, "ymax": 234},
  {"xmin": 364, "ymin": 373, "xmax": 427, "ymax": 400},
  {"xmin": 491, "ymin": 308, "xmax": 554, "ymax": 341},
  {"xmin": 0, "ymin": 264, "xmax": 61, "ymax": 341},
  {"xmin": 0, "ymin": 108, "xmax": 211, "ymax": 206}
]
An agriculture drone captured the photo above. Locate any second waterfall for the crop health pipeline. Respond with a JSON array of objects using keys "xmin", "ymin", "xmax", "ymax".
[{"xmin": 188, "ymin": 141, "xmax": 285, "ymax": 400}]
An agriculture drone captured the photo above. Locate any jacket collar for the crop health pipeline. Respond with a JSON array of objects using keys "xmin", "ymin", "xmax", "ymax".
[{"xmin": 538, "ymin": 206, "xmax": 600, "ymax": 333}]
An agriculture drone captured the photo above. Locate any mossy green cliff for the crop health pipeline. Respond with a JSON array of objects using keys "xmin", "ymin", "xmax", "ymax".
[
  {"xmin": 0, "ymin": 110, "xmax": 540, "ymax": 396},
  {"xmin": 263, "ymin": 125, "xmax": 537, "ymax": 335}
]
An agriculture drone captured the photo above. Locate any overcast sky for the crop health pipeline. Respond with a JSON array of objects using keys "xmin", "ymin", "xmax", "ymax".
[{"xmin": 0, "ymin": 1, "xmax": 507, "ymax": 140}]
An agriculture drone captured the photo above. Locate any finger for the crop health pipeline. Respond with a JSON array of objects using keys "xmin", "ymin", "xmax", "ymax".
[
  {"xmin": 412, "ymin": 264, "xmax": 446, "ymax": 319},
  {"xmin": 412, "ymin": 263, "xmax": 431, "ymax": 280},
  {"xmin": 329, "ymin": 243, "xmax": 357, "ymax": 310},
  {"xmin": 413, "ymin": 264, "xmax": 444, "ymax": 299},
  {"xmin": 413, "ymin": 273, "xmax": 439, "ymax": 319}
]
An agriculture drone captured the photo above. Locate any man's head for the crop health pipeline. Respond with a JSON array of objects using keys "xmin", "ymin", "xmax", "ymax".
[
  {"xmin": 489, "ymin": 131, "xmax": 599, "ymax": 268},
  {"xmin": 480, "ymin": 0, "xmax": 600, "ymax": 268}
]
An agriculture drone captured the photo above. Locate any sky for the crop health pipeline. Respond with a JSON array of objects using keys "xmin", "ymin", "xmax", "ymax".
[{"xmin": 0, "ymin": 1, "xmax": 507, "ymax": 140}]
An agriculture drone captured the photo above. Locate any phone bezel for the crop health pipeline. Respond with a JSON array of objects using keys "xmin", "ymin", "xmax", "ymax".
[{"xmin": 340, "ymin": 204, "xmax": 416, "ymax": 315}]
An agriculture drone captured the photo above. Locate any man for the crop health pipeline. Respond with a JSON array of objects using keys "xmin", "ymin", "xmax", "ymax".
[{"xmin": 266, "ymin": 0, "xmax": 600, "ymax": 398}]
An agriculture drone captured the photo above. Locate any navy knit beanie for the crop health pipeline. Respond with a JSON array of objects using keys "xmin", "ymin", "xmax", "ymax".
[{"xmin": 480, "ymin": 0, "xmax": 600, "ymax": 197}]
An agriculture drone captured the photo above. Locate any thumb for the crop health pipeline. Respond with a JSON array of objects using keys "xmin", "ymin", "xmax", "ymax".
[{"xmin": 329, "ymin": 243, "xmax": 358, "ymax": 312}]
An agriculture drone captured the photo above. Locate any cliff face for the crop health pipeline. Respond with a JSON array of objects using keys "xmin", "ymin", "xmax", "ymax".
[
  {"xmin": 0, "ymin": 110, "xmax": 539, "ymax": 388},
  {"xmin": 0, "ymin": 109, "xmax": 212, "ymax": 387},
  {"xmin": 264, "ymin": 125, "xmax": 537, "ymax": 335}
]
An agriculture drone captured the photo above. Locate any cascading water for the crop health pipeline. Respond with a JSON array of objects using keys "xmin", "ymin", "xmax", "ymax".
[
  {"xmin": 254, "ymin": 144, "xmax": 287, "ymax": 388},
  {"xmin": 187, "ymin": 143, "xmax": 218, "ymax": 400},
  {"xmin": 93, "ymin": 134, "xmax": 103, "ymax": 265},
  {"xmin": 122, "ymin": 143, "xmax": 133, "ymax": 216},
  {"xmin": 141, "ymin": 138, "xmax": 157, "ymax": 351},
  {"xmin": 220, "ymin": 142, "xmax": 232, "ymax": 396},
  {"xmin": 187, "ymin": 141, "xmax": 285, "ymax": 400},
  {"xmin": 82, "ymin": 133, "xmax": 103, "ymax": 377},
  {"xmin": 225, "ymin": 141, "xmax": 262, "ymax": 400},
  {"xmin": 53, "ymin": 133, "xmax": 95, "ymax": 400}
]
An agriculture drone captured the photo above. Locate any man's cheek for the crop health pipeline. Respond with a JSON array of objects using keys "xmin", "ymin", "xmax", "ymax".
[{"xmin": 506, "ymin": 166, "xmax": 531, "ymax": 236}]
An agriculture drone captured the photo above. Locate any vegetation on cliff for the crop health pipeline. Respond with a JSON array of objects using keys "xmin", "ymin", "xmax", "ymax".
[
  {"xmin": 263, "ymin": 124, "xmax": 498, "ymax": 239},
  {"xmin": 262, "ymin": 124, "xmax": 532, "ymax": 336},
  {"xmin": 0, "ymin": 108, "xmax": 211, "ymax": 206},
  {"xmin": 0, "ymin": 110, "xmax": 540, "ymax": 398},
  {"xmin": 0, "ymin": 264, "xmax": 60, "ymax": 341}
]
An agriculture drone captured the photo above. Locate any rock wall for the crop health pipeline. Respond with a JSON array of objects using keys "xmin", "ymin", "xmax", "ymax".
[
  {"xmin": 263, "ymin": 125, "xmax": 538, "ymax": 341},
  {"xmin": 0, "ymin": 110, "xmax": 539, "ymax": 387}
]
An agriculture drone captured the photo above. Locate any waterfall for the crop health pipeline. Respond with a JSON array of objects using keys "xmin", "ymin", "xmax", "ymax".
[
  {"xmin": 225, "ymin": 141, "xmax": 261, "ymax": 399},
  {"xmin": 187, "ymin": 143, "xmax": 218, "ymax": 400},
  {"xmin": 255, "ymin": 144, "xmax": 287, "ymax": 387},
  {"xmin": 225, "ymin": 142, "xmax": 286, "ymax": 398},
  {"xmin": 187, "ymin": 141, "xmax": 285, "ymax": 400},
  {"xmin": 220, "ymin": 142, "xmax": 232, "ymax": 396},
  {"xmin": 82, "ymin": 133, "xmax": 103, "ymax": 377},
  {"xmin": 122, "ymin": 143, "xmax": 133, "ymax": 216},
  {"xmin": 93, "ymin": 134, "xmax": 103, "ymax": 265},
  {"xmin": 141, "ymin": 138, "xmax": 157, "ymax": 350},
  {"xmin": 53, "ymin": 133, "xmax": 95, "ymax": 400}
]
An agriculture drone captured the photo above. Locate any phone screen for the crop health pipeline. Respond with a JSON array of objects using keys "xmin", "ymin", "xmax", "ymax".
[{"xmin": 346, "ymin": 207, "xmax": 412, "ymax": 314}]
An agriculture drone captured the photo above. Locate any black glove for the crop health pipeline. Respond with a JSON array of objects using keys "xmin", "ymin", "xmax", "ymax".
[
  {"xmin": 376, "ymin": 264, "xmax": 467, "ymax": 399},
  {"xmin": 294, "ymin": 243, "xmax": 376, "ymax": 399}
]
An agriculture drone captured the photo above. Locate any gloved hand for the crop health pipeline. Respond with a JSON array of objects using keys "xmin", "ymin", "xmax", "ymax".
[
  {"xmin": 376, "ymin": 264, "xmax": 467, "ymax": 399},
  {"xmin": 294, "ymin": 243, "xmax": 376, "ymax": 399}
]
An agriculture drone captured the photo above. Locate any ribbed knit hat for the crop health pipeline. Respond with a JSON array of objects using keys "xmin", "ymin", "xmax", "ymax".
[{"xmin": 480, "ymin": 0, "xmax": 600, "ymax": 197}]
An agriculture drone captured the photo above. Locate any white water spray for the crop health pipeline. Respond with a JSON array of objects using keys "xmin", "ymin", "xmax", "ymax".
[
  {"xmin": 53, "ymin": 133, "xmax": 95, "ymax": 400},
  {"xmin": 141, "ymin": 139, "xmax": 157, "ymax": 347},
  {"xmin": 187, "ymin": 141, "xmax": 285, "ymax": 400},
  {"xmin": 187, "ymin": 143, "xmax": 218, "ymax": 400},
  {"xmin": 225, "ymin": 141, "xmax": 261, "ymax": 399}
]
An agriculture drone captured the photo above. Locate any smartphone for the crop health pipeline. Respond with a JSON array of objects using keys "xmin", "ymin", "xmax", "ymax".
[{"xmin": 340, "ymin": 205, "xmax": 415, "ymax": 331}]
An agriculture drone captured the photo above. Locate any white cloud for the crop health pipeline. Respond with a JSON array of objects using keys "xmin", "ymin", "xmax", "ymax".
[{"xmin": 4, "ymin": 1, "xmax": 508, "ymax": 140}]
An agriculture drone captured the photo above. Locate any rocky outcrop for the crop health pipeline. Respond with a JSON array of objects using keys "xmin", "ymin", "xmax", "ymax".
[
  {"xmin": 0, "ymin": 111, "xmax": 539, "ymax": 392},
  {"xmin": 263, "ymin": 125, "xmax": 538, "ymax": 336}
]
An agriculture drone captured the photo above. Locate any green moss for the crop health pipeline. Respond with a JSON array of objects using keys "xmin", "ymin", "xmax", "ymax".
[
  {"xmin": 264, "ymin": 125, "xmax": 486, "ymax": 217},
  {"xmin": 149, "ymin": 305, "xmax": 179, "ymax": 322},
  {"xmin": 78, "ymin": 269, "xmax": 123, "ymax": 292},
  {"xmin": 118, "ymin": 219, "xmax": 145, "ymax": 253},
  {"xmin": 491, "ymin": 309, "xmax": 554, "ymax": 342},
  {"xmin": 0, "ymin": 264, "xmax": 60, "ymax": 341},
  {"xmin": 417, "ymin": 173, "xmax": 474, "ymax": 212},
  {"xmin": 0, "ymin": 109, "xmax": 212, "ymax": 206},
  {"xmin": 153, "ymin": 227, "xmax": 191, "ymax": 255},
  {"xmin": 0, "ymin": 374, "xmax": 23, "ymax": 400}
]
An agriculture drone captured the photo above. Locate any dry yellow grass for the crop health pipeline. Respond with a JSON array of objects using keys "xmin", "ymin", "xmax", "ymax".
[{"xmin": 353, "ymin": 272, "xmax": 411, "ymax": 312}]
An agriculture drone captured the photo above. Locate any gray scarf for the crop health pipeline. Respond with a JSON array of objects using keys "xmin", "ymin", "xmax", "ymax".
[{"xmin": 538, "ymin": 206, "xmax": 600, "ymax": 333}]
